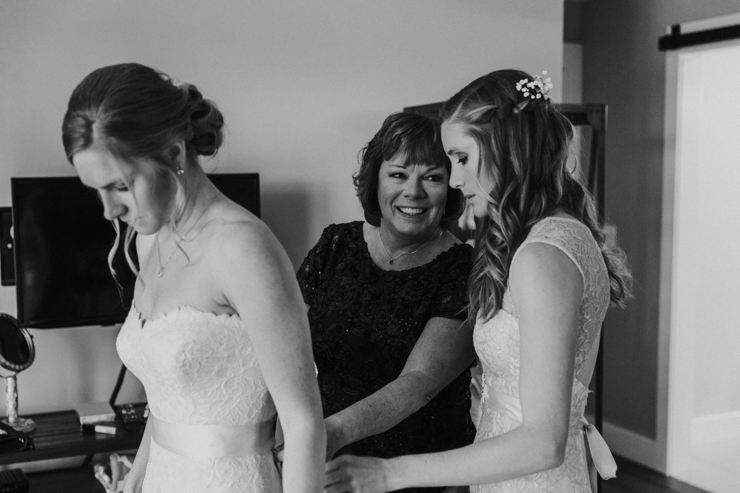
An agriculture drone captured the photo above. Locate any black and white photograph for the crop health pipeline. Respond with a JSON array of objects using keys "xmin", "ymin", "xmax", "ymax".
[{"xmin": 0, "ymin": 1, "xmax": 738, "ymax": 492}]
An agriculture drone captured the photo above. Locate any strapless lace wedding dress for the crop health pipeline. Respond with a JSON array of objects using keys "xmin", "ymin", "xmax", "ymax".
[
  {"xmin": 117, "ymin": 306, "xmax": 281, "ymax": 493},
  {"xmin": 471, "ymin": 217, "xmax": 615, "ymax": 493}
]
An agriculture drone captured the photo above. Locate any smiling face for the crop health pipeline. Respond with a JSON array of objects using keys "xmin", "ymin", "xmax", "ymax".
[
  {"xmin": 73, "ymin": 147, "xmax": 175, "ymax": 235},
  {"xmin": 441, "ymin": 121, "xmax": 494, "ymax": 219},
  {"xmin": 377, "ymin": 153, "xmax": 448, "ymax": 243}
]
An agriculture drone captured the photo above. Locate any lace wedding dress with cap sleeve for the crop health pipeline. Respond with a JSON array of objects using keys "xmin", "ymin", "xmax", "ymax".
[{"xmin": 471, "ymin": 217, "xmax": 616, "ymax": 493}]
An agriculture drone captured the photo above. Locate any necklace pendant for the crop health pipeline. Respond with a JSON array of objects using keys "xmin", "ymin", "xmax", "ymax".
[
  {"xmin": 156, "ymin": 269, "xmax": 164, "ymax": 278},
  {"xmin": 389, "ymin": 259, "xmax": 394, "ymax": 265}
]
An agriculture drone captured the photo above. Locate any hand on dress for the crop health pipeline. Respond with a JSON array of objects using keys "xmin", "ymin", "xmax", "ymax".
[{"xmin": 324, "ymin": 455, "xmax": 391, "ymax": 493}]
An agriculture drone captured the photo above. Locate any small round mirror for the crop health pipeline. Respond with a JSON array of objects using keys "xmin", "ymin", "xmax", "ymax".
[
  {"xmin": 0, "ymin": 314, "xmax": 34, "ymax": 372},
  {"xmin": 0, "ymin": 313, "xmax": 35, "ymax": 432}
]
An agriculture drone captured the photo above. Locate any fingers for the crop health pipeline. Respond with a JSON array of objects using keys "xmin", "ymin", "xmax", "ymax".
[
  {"xmin": 323, "ymin": 455, "xmax": 387, "ymax": 493},
  {"xmin": 326, "ymin": 453, "xmax": 361, "ymax": 472},
  {"xmin": 324, "ymin": 456, "xmax": 349, "ymax": 492},
  {"xmin": 324, "ymin": 456, "xmax": 361, "ymax": 493}
]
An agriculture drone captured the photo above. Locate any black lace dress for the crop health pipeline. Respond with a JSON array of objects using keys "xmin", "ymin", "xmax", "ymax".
[{"xmin": 297, "ymin": 222, "xmax": 475, "ymax": 490}]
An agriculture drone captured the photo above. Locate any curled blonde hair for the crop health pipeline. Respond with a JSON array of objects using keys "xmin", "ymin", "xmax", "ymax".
[{"xmin": 440, "ymin": 69, "xmax": 632, "ymax": 324}]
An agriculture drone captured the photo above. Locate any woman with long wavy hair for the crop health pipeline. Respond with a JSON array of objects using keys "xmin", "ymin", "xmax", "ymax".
[{"xmin": 323, "ymin": 69, "xmax": 631, "ymax": 493}]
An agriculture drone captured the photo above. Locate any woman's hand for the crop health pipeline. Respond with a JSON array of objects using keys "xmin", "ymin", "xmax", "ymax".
[{"xmin": 324, "ymin": 455, "xmax": 392, "ymax": 493}]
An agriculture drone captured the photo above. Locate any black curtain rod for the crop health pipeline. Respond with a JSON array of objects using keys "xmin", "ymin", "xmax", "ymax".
[{"xmin": 659, "ymin": 23, "xmax": 740, "ymax": 51}]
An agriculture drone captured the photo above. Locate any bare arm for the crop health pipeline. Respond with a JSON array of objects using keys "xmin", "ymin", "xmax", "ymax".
[
  {"xmin": 325, "ymin": 242, "xmax": 583, "ymax": 491},
  {"xmin": 123, "ymin": 236, "xmax": 154, "ymax": 493},
  {"xmin": 220, "ymin": 221, "xmax": 325, "ymax": 493},
  {"xmin": 325, "ymin": 316, "xmax": 476, "ymax": 459},
  {"xmin": 122, "ymin": 413, "xmax": 153, "ymax": 493}
]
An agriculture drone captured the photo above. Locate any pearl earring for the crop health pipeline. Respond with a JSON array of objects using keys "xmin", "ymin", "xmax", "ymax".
[{"xmin": 175, "ymin": 166, "xmax": 185, "ymax": 176}]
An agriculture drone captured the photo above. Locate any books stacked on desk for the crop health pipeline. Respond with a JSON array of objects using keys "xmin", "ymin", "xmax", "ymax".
[
  {"xmin": 81, "ymin": 422, "xmax": 118, "ymax": 435},
  {"xmin": 75, "ymin": 402, "xmax": 117, "ymax": 435}
]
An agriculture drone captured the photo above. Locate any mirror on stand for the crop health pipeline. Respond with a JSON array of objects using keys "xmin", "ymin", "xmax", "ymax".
[{"xmin": 0, "ymin": 313, "xmax": 35, "ymax": 432}]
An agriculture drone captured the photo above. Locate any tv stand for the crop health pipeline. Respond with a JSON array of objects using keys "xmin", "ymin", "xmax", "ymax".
[{"xmin": 0, "ymin": 407, "xmax": 145, "ymax": 492}]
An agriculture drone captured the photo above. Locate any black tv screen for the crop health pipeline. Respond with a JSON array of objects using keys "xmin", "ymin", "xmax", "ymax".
[{"xmin": 11, "ymin": 173, "xmax": 260, "ymax": 329}]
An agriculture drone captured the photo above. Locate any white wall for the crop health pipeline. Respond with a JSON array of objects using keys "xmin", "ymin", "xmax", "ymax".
[
  {"xmin": 0, "ymin": 0, "xmax": 563, "ymax": 414},
  {"xmin": 562, "ymin": 42, "xmax": 583, "ymax": 103}
]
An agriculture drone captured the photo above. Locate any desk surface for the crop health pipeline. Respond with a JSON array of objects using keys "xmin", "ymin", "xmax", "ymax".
[
  {"xmin": 28, "ymin": 466, "xmax": 104, "ymax": 493},
  {"xmin": 0, "ymin": 409, "xmax": 144, "ymax": 466}
]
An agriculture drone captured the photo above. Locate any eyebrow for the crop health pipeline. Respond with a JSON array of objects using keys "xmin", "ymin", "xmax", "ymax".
[
  {"xmin": 391, "ymin": 162, "xmax": 443, "ymax": 171},
  {"xmin": 86, "ymin": 179, "xmax": 124, "ymax": 191}
]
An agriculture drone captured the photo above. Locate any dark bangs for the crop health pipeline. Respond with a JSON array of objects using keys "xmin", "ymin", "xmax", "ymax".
[{"xmin": 381, "ymin": 120, "xmax": 447, "ymax": 171}]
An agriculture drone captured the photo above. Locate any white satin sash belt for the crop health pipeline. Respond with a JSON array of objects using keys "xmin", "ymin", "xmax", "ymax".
[
  {"xmin": 151, "ymin": 415, "xmax": 275, "ymax": 458},
  {"xmin": 488, "ymin": 391, "xmax": 617, "ymax": 481}
]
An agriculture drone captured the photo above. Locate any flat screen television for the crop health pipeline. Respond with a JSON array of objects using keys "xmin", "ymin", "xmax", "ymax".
[{"xmin": 11, "ymin": 173, "xmax": 260, "ymax": 329}]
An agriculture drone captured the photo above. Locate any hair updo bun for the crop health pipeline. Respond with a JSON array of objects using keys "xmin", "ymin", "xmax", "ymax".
[
  {"xmin": 62, "ymin": 63, "xmax": 225, "ymax": 166},
  {"xmin": 61, "ymin": 63, "xmax": 228, "ymax": 279},
  {"xmin": 183, "ymin": 84, "xmax": 224, "ymax": 157}
]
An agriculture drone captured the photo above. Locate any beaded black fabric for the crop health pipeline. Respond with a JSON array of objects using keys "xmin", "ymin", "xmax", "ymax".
[{"xmin": 297, "ymin": 222, "xmax": 475, "ymax": 490}]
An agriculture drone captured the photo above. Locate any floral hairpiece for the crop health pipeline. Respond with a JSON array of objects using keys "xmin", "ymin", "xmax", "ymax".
[{"xmin": 515, "ymin": 71, "xmax": 553, "ymax": 100}]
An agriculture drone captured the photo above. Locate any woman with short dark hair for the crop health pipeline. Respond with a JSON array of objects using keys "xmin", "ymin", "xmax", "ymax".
[
  {"xmin": 352, "ymin": 112, "xmax": 465, "ymax": 229},
  {"xmin": 297, "ymin": 112, "xmax": 476, "ymax": 492}
]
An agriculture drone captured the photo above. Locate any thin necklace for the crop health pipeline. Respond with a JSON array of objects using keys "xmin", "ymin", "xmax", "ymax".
[
  {"xmin": 156, "ymin": 192, "xmax": 220, "ymax": 277},
  {"xmin": 378, "ymin": 227, "xmax": 443, "ymax": 265}
]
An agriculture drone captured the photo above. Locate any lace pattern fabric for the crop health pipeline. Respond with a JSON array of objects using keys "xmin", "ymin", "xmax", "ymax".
[
  {"xmin": 117, "ymin": 306, "xmax": 281, "ymax": 493},
  {"xmin": 471, "ymin": 217, "xmax": 610, "ymax": 493}
]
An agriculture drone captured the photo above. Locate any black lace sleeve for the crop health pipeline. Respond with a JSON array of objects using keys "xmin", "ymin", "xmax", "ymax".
[
  {"xmin": 296, "ymin": 224, "xmax": 337, "ymax": 308},
  {"xmin": 429, "ymin": 243, "xmax": 473, "ymax": 321}
]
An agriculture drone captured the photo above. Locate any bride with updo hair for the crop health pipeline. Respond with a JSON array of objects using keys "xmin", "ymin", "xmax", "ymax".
[{"xmin": 63, "ymin": 63, "xmax": 325, "ymax": 493}]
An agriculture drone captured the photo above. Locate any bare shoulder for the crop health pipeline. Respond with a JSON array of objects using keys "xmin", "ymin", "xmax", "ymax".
[
  {"xmin": 510, "ymin": 242, "xmax": 582, "ymax": 294},
  {"xmin": 202, "ymin": 202, "xmax": 305, "ymax": 324},
  {"xmin": 204, "ymin": 202, "xmax": 293, "ymax": 284}
]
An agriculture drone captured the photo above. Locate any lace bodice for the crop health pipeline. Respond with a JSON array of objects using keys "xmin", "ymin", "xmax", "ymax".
[
  {"xmin": 117, "ymin": 306, "xmax": 281, "ymax": 492},
  {"xmin": 471, "ymin": 217, "xmax": 610, "ymax": 493}
]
